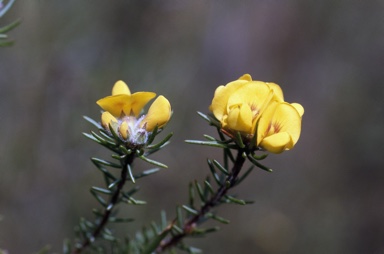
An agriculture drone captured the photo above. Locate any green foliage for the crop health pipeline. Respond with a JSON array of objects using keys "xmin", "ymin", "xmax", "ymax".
[
  {"xmin": 64, "ymin": 116, "xmax": 172, "ymax": 253},
  {"xmin": 0, "ymin": 0, "xmax": 20, "ymax": 47},
  {"xmin": 66, "ymin": 111, "xmax": 273, "ymax": 253}
]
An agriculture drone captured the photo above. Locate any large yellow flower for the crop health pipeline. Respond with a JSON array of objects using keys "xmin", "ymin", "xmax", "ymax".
[
  {"xmin": 209, "ymin": 74, "xmax": 303, "ymax": 153},
  {"xmin": 97, "ymin": 81, "xmax": 171, "ymax": 144},
  {"xmin": 209, "ymin": 74, "xmax": 283, "ymax": 136}
]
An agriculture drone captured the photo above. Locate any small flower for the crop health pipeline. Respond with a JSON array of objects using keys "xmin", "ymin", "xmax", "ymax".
[
  {"xmin": 97, "ymin": 80, "xmax": 171, "ymax": 145},
  {"xmin": 209, "ymin": 74, "xmax": 304, "ymax": 153}
]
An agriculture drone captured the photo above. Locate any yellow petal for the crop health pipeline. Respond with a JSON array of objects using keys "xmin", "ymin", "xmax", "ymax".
[
  {"xmin": 209, "ymin": 79, "xmax": 249, "ymax": 121},
  {"xmin": 291, "ymin": 103, "xmax": 304, "ymax": 117},
  {"xmin": 259, "ymin": 132, "xmax": 293, "ymax": 153},
  {"xmin": 238, "ymin": 74, "xmax": 252, "ymax": 81},
  {"xmin": 142, "ymin": 96, "xmax": 171, "ymax": 131},
  {"xmin": 119, "ymin": 121, "xmax": 129, "ymax": 140},
  {"xmin": 272, "ymin": 103, "xmax": 302, "ymax": 145},
  {"xmin": 227, "ymin": 81, "xmax": 273, "ymax": 123},
  {"xmin": 266, "ymin": 82, "xmax": 284, "ymax": 102},
  {"xmin": 112, "ymin": 80, "xmax": 131, "ymax": 95},
  {"xmin": 257, "ymin": 102, "xmax": 302, "ymax": 150},
  {"xmin": 227, "ymin": 103, "xmax": 253, "ymax": 133},
  {"xmin": 96, "ymin": 94, "xmax": 131, "ymax": 117},
  {"xmin": 101, "ymin": 111, "xmax": 117, "ymax": 129},
  {"xmin": 129, "ymin": 92, "xmax": 157, "ymax": 117}
]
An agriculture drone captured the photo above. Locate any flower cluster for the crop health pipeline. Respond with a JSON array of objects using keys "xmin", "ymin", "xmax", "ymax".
[
  {"xmin": 96, "ymin": 80, "xmax": 171, "ymax": 146},
  {"xmin": 209, "ymin": 74, "xmax": 304, "ymax": 153}
]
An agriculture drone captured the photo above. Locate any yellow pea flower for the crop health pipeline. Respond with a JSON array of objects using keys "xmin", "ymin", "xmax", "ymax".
[
  {"xmin": 209, "ymin": 74, "xmax": 283, "ymax": 136},
  {"xmin": 97, "ymin": 80, "xmax": 172, "ymax": 145},
  {"xmin": 257, "ymin": 101, "xmax": 304, "ymax": 153},
  {"xmin": 96, "ymin": 80, "xmax": 156, "ymax": 117}
]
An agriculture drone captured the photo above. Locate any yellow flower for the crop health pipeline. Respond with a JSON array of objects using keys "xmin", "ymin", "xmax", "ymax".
[
  {"xmin": 257, "ymin": 101, "xmax": 304, "ymax": 153},
  {"xmin": 209, "ymin": 74, "xmax": 283, "ymax": 136},
  {"xmin": 209, "ymin": 74, "xmax": 304, "ymax": 153},
  {"xmin": 97, "ymin": 81, "xmax": 171, "ymax": 144}
]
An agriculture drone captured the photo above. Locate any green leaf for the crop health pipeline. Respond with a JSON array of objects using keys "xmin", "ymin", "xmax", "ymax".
[
  {"xmin": 133, "ymin": 168, "xmax": 160, "ymax": 179},
  {"xmin": 118, "ymin": 145, "xmax": 132, "ymax": 155},
  {"xmin": 194, "ymin": 181, "xmax": 206, "ymax": 203},
  {"xmin": 108, "ymin": 179, "xmax": 120, "ymax": 189},
  {"xmin": 127, "ymin": 164, "xmax": 135, "ymax": 183},
  {"xmin": 203, "ymin": 134, "xmax": 217, "ymax": 141},
  {"xmin": 191, "ymin": 226, "xmax": 220, "ymax": 235},
  {"xmin": 188, "ymin": 182, "xmax": 195, "ymax": 207},
  {"xmin": 0, "ymin": 40, "xmax": 14, "ymax": 47},
  {"xmin": 196, "ymin": 111, "xmax": 221, "ymax": 128},
  {"xmin": 139, "ymin": 155, "xmax": 168, "ymax": 168},
  {"xmin": 247, "ymin": 154, "xmax": 273, "ymax": 172},
  {"xmin": 252, "ymin": 153, "xmax": 268, "ymax": 160},
  {"xmin": 206, "ymin": 213, "xmax": 230, "ymax": 224},
  {"xmin": 146, "ymin": 125, "xmax": 159, "ymax": 145},
  {"xmin": 161, "ymin": 210, "xmax": 167, "ymax": 229},
  {"xmin": 207, "ymin": 159, "xmax": 221, "ymax": 185},
  {"xmin": 147, "ymin": 132, "xmax": 173, "ymax": 150},
  {"xmin": 83, "ymin": 132, "xmax": 102, "ymax": 144},
  {"xmin": 92, "ymin": 160, "xmax": 117, "ymax": 181},
  {"xmin": 108, "ymin": 217, "xmax": 134, "ymax": 223},
  {"xmin": 185, "ymin": 140, "xmax": 228, "ymax": 148},
  {"xmin": 102, "ymin": 232, "xmax": 117, "ymax": 242},
  {"xmin": 83, "ymin": 115, "xmax": 102, "ymax": 129},
  {"xmin": 141, "ymin": 227, "xmax": 171, "ymax": 254},
  {"xmin": 234, "ymin": 131, "xmax": 245, "ymax": 148},
  {"xmin": 176, "ymin": 206, "xmax": 183, "ymax": 227},
  {"xmin": 196, "ymin": 111, "xmax": 210, "ymax": 123},
  {"xmin": 234, "ymin": 165, "xmax": 254, "ymax": 186},
  {"xmin": 91, "ymin": 131, "xmax": 116, "ymax": 146},
  {"xmin": 91, "ymin": 157, "xmax": 121, "ymax": 168},
  {"xmin": 181, "ymin": 205, "xmax": 199, "ymax": 215},
  {"xmin": 203, "ymin": 180, "xmax": 214, "ymax": 195},
  {"xmin": 91, "ymin": 186, "xmax": 113, "ymax": 195},
  {"xmin": 212, "ymin": 160, "xmax": 229, "ymax": 175},
  {"xmin": 224, "ymin": 195, "xmax": 246, "ymax": 205},
  {"xmin": 122, "ymin": 196, "xmax": 146, "ymax": 205},
  {"xmin": 90, "ymin": 190, "xmax": 107, "ymax": 207},
  {"xmin": 62, "ymin": 239, "xmax": 71, "ymax": 254}
]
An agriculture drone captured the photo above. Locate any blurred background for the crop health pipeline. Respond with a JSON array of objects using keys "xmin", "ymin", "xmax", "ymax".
[{"xmin": 1, "ymin": 0, "xmax": 384, "ymax": 253}]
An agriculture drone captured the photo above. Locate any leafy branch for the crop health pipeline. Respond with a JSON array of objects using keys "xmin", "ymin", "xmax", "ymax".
[{"xmin": 64, "ymin": 116, "xmax": 172, "ymax": 254}]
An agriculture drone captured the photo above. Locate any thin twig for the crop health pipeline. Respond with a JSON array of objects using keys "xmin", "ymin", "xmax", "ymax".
[
  {"xmin": 156, "ymin": 150, "xmax": 246, "ymax": 252},
  {"xmin": 73, "ymin": 153, "xmax": 135, "ymax": 254}
]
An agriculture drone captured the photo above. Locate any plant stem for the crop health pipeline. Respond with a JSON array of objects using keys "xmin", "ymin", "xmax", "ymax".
[
  {"xmin": 72, "ymin": 153, "xmax": 135, "ymax": 254},
  {"xmin": 156, "ymin": 149, "xmax": 246, "ymax": 253}
]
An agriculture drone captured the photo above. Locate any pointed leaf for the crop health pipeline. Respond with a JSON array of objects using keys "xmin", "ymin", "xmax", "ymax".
[
  {"xmin": 194, "ymin": 180, "xmax": 206, "ymax": 203},
  {"xmin": 212, "ymin": 160, "xmax": 229, "ymax": 175},
  {"xmin": 91, "ymin": 186, "xmax": 113, "ymax": 195},
  {"xmin": 206, "ymin": 213, "xmax": 230, "ymax": 224},
  {"xmin": 224, "ymin": 195, "xmax": 246, "ymax": 205},
  {"xmin": 147, "ymin": 132, "xmax": 173, "ymax": 150},
  {"xmin": 185, "ymin": 140, "xmax": 228, "ymax": 148},
  {"xmin": 247, "ymin": 154, "xmax": 273, "ymax": 172},
  {"xmin": 181, "ymin": 205, "xmax": 199, "ymax": 215},
  {"xmin": 91, "ymin": 157, "xmax": 121, "ymax": 168},
  {"xmin": 139, "ymin": 155, "xmax": 168, "ymax": 168},
  {"xmin": 83, "ymin": 115, "xmax": 102, "ymax": 129},
  {"xmin": 127, "ymin": 164, "xmax": 135, "ymax": 183},
  {"xmin": 142, "ymin": 227, "xmax": 171, "ymax": 254},
  {"xmin": 207, "ymin": 159, "xmax": 221, "ymax": 185}
]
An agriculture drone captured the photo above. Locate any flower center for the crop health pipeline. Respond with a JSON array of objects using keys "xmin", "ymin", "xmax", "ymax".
[{"xmin": 119, "ymin": 115, "xmax": 148, "ymax": 145}]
